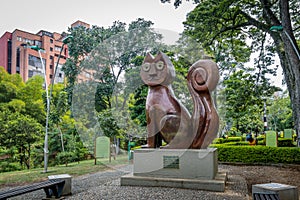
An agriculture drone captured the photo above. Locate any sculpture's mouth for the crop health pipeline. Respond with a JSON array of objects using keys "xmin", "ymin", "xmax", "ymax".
[{"xmin": 148, "ymin": 76, "xmax": 160, "ymax": 81}]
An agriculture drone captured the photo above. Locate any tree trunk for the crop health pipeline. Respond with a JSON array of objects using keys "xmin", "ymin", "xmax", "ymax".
[{"xmin": 280, "ymin": 0, "xmax": 300, "ymax": 146}]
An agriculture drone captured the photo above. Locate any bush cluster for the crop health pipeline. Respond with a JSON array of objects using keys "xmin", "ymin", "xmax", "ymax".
[
  {"xmin": 210, "ymin": 144, "xmax": 300, "ymax": 164},
  {"xmin": 278, "ymin": 138, "xmax": 295, "ymax": 147},
  {"xmin": 213, "ymin": 137, "xmax": 242, "ymax": 144}
]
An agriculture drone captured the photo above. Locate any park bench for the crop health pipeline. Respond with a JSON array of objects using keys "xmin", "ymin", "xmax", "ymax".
[
  {"xmin": 0, "ymin": 179, "xmax": 65, "ymax": 200},
  {"xmin": 253, "ymin": 192, "xmax": 280, "ymax": 200}
]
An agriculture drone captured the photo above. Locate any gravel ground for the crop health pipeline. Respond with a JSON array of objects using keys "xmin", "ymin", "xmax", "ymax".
[{"xmin": 4, "ymin": 164, "xmax": 300, "ymax": 200}]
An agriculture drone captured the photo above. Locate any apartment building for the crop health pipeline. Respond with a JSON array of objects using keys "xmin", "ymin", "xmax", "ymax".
[
  {"xmin": 0, "ymin": 29, "xmax": 70, "ymax": 85},
  {"xmin": 0, "ymin": 20, "xmax": 95, "ymax": 84}
]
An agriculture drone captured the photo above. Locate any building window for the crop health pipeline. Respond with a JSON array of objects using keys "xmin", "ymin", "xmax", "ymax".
[
  {"xmin": 7, "ymin": 40, "xmax": 12, "ymax": 74},
  {"xmin": 23, "ymin": 38, "xmax": 34, "ymax": 45},
  {"xmin": 58, "ymin": 73, "xmax": 62, "ymax": 78},
  {"xmin": 50, "ymin": 39, "xmax": 53, "ymax": 43},
  {"xmin": 34, "ymin": 40, "xmax": 42, "ymax": 48},
  {"xmin": 50, "ymin": 47, "xmax": 53, "ymax": 51},
  {"xmin": 50, "ymin": 55, "xmax": 53, "ymax": 60},
  {"xmin": 49, "ymin": 74, "xmax": 53, "ymax": 79},
  {"xmin": 55, "ymin": 46, "xmax": 62, "ymax": 52},
  {"xmin": 50, "ymin": 65, "xmax": 53, "ymax": 69},
  {"xmin": 28, "ymin": 54, "xmax": 46, "ymax": 69},
  {"xmin": 28, "ymin": 70, "xmax": 34, "ymax": 78},
  {"xmin": 17, "ymin": 36, "xmax": 22, "ymax": 41},
  {"xmin": 16, "ymin": 48, "xmax": 20, "ymax": 68}
]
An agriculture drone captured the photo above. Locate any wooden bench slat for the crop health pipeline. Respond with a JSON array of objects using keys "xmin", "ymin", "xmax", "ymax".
[{"xmin": 0, "ymin": 179, "xmax": 65, "ymax": 200}]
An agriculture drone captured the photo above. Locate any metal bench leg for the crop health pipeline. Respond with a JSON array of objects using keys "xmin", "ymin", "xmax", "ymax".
[
  {"xmin": 43, "ymin": 187, "xmax": 52, "ymax": 198},
  {"xmin": 56, "ymin": 181, "xmax": 65, "ymax": 197}
]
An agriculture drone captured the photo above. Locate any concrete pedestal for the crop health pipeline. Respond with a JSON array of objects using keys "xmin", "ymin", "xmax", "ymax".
[
  {"xmin": 252, "ymin": 183, "xmax": 298, "ymax": 200},
  {"xmin": 121, "ymin": 148, "xmax": 226, "ymax": 192},
  {"xmin": 48, "ymin": 174, "xmax": 72, "ymax": 196}
]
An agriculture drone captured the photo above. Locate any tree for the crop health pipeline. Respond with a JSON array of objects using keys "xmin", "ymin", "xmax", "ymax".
[
  {"xmin": 64, "ymin": 18, "xmax": 165, "ymax": 152},
  {"xmin": 0, "ymin": 112, "xmax": 43, "ymax": 169},
  {"xmin": 267, "ymin": 92, "xmax": 293, "ymax": 132},
  {"xmin": 162, "ymin": 0, "xmax": 300, "ymax": 142},
  {"xmin": 221, "ymin": 70, "xmax": 278, "ymax": 133}
]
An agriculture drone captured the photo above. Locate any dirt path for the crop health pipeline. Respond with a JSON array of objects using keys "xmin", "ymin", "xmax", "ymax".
[{"xmin": 220, "ymin": 164, "xmax": 300, "ymax": 197}]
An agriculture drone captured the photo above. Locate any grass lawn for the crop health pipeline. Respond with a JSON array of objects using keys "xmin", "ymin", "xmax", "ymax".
[{"xmin": 0, "ymin": 155, "xmax": 130, "ymax": 188}]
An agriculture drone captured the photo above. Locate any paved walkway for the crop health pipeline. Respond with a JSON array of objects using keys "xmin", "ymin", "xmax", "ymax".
[{"xmin": 7, "ymin": 164, "xmax": 250, "ymax": 200}]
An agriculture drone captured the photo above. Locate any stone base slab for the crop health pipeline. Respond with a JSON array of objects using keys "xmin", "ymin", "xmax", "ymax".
[
  {"xmin": 121, "ymin": 148, "xmax": 227, "ymax": 192},
  {"xmin": 121, "ymin": 171, "xmax": 227, "ymax": 192},
  {"xmin": 133, "ymin": 148, "xmax": 218, "ymax": 180}
]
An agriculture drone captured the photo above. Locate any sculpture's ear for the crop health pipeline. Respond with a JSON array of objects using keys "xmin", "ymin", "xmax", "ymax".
[
  {"xmin": 143, "ymin": 53, "xmax": 154, "ymax": 63},
  {"xmin": 156, "ymin": 51, "xmax": 168, "ymax": 62},
  {"xmin": 156, "ymin": 51, "xmax": 173, "ymax": 67}
]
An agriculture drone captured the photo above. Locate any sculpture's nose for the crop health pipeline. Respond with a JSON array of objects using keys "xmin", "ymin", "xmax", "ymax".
[{"xmin": 149, "ymin": 64, "xmax": 157, "ymax": 76}]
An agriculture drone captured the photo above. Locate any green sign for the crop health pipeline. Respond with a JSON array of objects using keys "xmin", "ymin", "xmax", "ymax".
[
  {"xmin": 95, "ymin": 136, "xmax": 110, "ymax": 158},
  {"xmin": 266, "ymin": 131, "xmax": 277, "ymax": 147},
  {"xmin": 284, "ymin": 129, "xmax": 293, "ymax": 139}
]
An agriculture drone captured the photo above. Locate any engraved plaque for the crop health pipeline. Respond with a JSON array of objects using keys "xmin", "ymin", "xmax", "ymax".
[{"xmin": 163, "ymin": 156, "xmax": 179, "ymax": 169}]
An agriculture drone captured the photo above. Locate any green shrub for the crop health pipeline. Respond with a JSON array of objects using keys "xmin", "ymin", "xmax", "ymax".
[
  {"xmin": 210, "ymin": 144, "xmax": 300, "ymax": 164},
  {"xmin": 0, "ymin": 161, "xmax": 22, "ymax": 172},
  {"xmin": 278, "ymin": 138, "xmax": 295, "ymax": 147},
  {"xmin": 56, "ymin": 152, "xmax": 76, "ymax": 166},
  {"xmin": 213, "ymin": 137, "xmax": 242, "ymax": 144},
  {"xmin": 222, "ymin": 141, "xmax": 250, "ymax": 146}
]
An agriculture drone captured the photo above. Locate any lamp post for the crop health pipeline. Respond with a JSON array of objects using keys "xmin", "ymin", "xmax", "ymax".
[
  {"xmin": 48, "ymin": 35, "xmax": 73, "ymax": 152},
  {"xmin": 28, "ymin": 45, "xmax": 49, "ymax": 172},
  {"xmin": 270, "ymin": 25, "xmax": 300, "ymax": 60},
  {"xmin": 28, "ymin": 35, "xmax": 72, "ymax": 172}
]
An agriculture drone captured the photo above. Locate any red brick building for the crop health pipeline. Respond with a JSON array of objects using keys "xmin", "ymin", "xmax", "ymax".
[
  {"xmin": 0, "ymin": 29, "xmax": 70, "ymax": 85},
  {"xmin": 0, "ymin": 20, "xmax": 92, "ymax": 84}
]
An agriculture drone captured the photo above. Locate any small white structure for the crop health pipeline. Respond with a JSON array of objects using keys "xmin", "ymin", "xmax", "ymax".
[
  {"xmin": 48, "ymin": 174, "xmax": 72, "ymax": 196},
  {"xmin": 252, "ymin": 182, "xmax": 298, "ymax": 200}
]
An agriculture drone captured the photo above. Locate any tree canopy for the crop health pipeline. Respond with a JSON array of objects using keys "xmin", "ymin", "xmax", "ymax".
[{"xmin": 162, "ymin": 0, "xmax": 300, "ymax": 140}]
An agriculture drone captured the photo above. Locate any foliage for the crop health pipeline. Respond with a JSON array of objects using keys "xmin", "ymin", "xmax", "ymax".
[
  {"xmin": 0, "ymin": 112, "xmax": 43, "ymax": 169},
  {"xmin": 267, "ymin": 92, "xmax": 293, "ymax": 132},
  {"xmin": 0, "ymin": 70, "xmax": 46, "ymax": 170},
  {"xmin": 165, "ymin": 0, "xmax": 300, "ymax": 139},
  {"xmin": 278, "ymin": 138, "xmax": 296, "ymax": 147},
  {"xmin": 63, "ymin": 18, "xmax": 166, "ymax": 152},
  {"xmin": 128, "ymin": 86, "xmax": 148, "ymax": 126},
  {"xmin": 221, "ymin": 70, "xmax": 279, "ymax": 133},
  {"xmin": 211, "ymin": 144, "xmax": 300, "ymax": 164},
  {"xmin": 97, "ymin": 109, "xmax": 120, "ymax": 138},
  {"xmin": 56, "ymin": 151, "xmax": 76, "ymax": 167},
  {"xmin": 213, "ymin": 137, "xmax": 243, "ymax": 144}
]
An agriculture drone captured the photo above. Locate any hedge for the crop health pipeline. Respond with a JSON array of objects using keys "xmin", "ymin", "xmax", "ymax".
[
  {"xmin": 278, "ymin": 138, "xmax": 295, "ymax": 147},
  {"xmin": 210, "ymin": 144, "xmax": 300, "ymax": 164},
  {"xmin": 213, "ymin": 137, "xmax": 242, "ymax": 144}
]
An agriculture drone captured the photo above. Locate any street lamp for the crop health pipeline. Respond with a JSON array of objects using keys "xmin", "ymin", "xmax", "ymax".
[
  {"xmin": 22, "ymin": 36, "xmax": 72, "ymax": 172},
  {"xmin": 27, "ymin": 45, "xmax": 49, "ymax": 173},
  {"xmin": 270, "ymin": 25, "xmax": 300, "ymax": 60},
  {"xmin": 48, "ymin": 35, "xmax": 73, "ymax": 152}
]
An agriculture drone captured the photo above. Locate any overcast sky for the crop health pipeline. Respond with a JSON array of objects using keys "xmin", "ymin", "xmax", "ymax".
[
  {"xmin": 0, "ymin": 0, "xmax": 284, "ymax": 88},
  {"xmin": 0, "ymin": 0, "xmax": 196, "ymax": 36}
]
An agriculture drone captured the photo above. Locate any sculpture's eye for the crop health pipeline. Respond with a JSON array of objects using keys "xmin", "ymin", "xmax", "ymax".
[
  {"xmin": 142, "ymin": 63, "xmax": 151, "ymax": 72},
  {"xmin": 156, "ymin": 61, "xmax": 164, "ymax": 70}
]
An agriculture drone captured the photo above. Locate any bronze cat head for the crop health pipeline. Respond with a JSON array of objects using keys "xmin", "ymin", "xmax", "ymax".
[{"xmin": 140, "ymin": 52, "xmax": 175, "ymax": 87}]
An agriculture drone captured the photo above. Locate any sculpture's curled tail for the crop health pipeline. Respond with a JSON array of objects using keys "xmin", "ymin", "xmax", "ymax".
[{"xmin": 187, "ymin": 60, "xmax": 219, "ymax": 149}]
